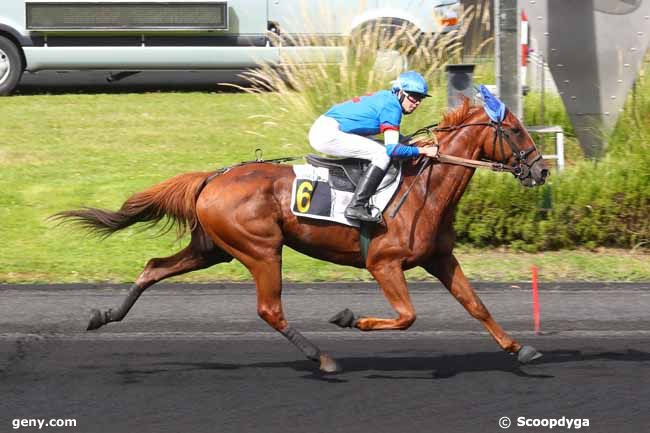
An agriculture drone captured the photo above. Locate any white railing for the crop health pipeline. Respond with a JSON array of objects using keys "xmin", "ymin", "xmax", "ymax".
[{"xmin": 526, "ymin": 125, "xmax": 565, "ymax": 172}]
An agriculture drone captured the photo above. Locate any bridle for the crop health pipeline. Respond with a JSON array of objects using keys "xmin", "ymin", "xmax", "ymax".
[
  {"xmin": 391, "ymin": 117, "xmax": 543, "ymax": 218},
  {"xmin": 487, "ymin": 117, "xmax": 544, "ymax": 181},
  {"xmin": 412, "ymin": 110, "xmax": 543, "ymax": 181}
]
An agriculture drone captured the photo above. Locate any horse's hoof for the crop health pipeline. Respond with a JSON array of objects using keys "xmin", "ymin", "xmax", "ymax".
[
  {"xmin": 518, "ymin": 345, "xmax": 543, "ymax": 364},
  {"xmin": 87, "ymin": 309, "xmax": 105, "ymax": 331},
  {"xmin": 328, "ymin": 308, "xmax": 356, "ymax": 328},
  {"xmin": 319, "ymin": 353, "xmax": 341, "ymax": 374}
]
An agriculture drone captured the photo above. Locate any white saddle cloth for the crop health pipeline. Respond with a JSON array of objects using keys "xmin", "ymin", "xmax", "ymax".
[{"xmin": 290, "ymin": 164, "xmax": 402, "ymax": 227}]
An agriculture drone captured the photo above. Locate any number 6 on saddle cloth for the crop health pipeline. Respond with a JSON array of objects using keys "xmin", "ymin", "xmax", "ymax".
[{"xmin": 290, "ymin": 154, "xmax": 402, "ymax": 226}]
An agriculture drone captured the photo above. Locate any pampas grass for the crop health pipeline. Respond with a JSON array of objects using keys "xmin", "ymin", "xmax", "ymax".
[{"xmin": 227, "ymin": 2, "xmax": 485, "ymax": 136}]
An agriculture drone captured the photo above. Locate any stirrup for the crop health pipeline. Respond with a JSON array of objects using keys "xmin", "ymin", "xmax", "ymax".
[{"xmin": 345, "ymin": 205, "xmax": 382, "ymax": 223}]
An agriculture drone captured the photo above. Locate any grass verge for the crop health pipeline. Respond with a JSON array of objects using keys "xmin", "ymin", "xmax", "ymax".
[{"xmin": 1, "ymin": 92, "xmax": 647, "ymax": 283}]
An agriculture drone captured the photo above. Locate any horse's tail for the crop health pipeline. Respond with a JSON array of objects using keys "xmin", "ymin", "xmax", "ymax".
[{"xmin": 51, "ymin": 172, "xmax": 210, "ymax": 238}]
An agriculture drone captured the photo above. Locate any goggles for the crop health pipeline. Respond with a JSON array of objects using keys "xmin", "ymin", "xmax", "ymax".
[{"xmin": 404, "ymin": 92, "xmax": 427, "ymax": 103}]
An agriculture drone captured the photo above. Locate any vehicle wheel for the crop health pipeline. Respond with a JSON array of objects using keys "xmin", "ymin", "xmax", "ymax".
[
  {"xmin": 350, "ymin": 20, "xmax": 419, "ymax": 76},
  {"xmin": 373, "ymin": 48, "xmax": 409, "ymax": 76},
  {"xmin": 0, "ymin": 36, "xmax": 24, "ymax": 96}
]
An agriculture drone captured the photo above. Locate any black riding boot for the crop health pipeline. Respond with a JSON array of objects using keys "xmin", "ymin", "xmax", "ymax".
[{"xmin": 344, "ymin": 164, "xmax": 386, "ymax": 223}]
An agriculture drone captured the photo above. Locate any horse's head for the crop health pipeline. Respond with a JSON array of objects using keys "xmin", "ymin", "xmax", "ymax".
[
  {"xmin": 474, "ymin": 86, "xmax": 549, "ymax": 187},
  {"xmin": 417, "ymin": 87, "xmax": 549, "ymax": 186}
]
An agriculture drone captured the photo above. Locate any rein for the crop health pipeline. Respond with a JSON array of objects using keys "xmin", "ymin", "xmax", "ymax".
[
  {"xmin": 437, "ymin": 153, "xmax": 512, "ymax": 173},
  {"xmin": 410, "ymin": 118, "xmax": 541, "ymax": 178},
  {"xmin": 390, "ymin": 118, "xmax": 541, "ymax": 219}
]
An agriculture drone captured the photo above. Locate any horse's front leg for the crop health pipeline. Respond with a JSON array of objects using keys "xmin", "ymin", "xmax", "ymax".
[
  {"xmin": 330, "ymin": 261, "xmax": 416, "ymax": 331},
  {"xmin": 423, "ymin": 254, "xmax": 542, "ymax": 363}
]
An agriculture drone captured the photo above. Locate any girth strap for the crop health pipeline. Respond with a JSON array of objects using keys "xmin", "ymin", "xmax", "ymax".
[{"xmin": 359, "ymin": 223, "xmax": 371, "ymax": 265}]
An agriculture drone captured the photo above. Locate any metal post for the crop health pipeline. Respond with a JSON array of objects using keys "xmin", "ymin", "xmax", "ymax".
[
  {"xmin": 539, "ymin": 54, "xmax": 540, "ymax": 150},
  {"xmin": 495, "ymin": 0, "xmax": 521, "ymax": 118},
  {"xmin": 445, "ymin": 64, "xmax": 476, "ymax": 108},
  {"xmin": 539, "ymin": 55, "xmax": 546, "ymax": 125},
  {"xmin": 556, "ymin": 131, "xmax": 565, "ymax": 172}
]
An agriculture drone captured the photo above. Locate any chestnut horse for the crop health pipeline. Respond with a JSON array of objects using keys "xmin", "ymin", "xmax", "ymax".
[{"xmin": 54, "ymin": 98, "xmax": 549, "ymax": 373}]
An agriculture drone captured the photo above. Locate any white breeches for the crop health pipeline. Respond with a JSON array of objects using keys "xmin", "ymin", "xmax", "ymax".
[{"xmin": 308, "ymin": 115, "xmax": 391, "ymax": 170}]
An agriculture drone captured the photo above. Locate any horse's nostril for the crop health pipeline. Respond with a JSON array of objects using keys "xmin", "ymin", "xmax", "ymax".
[{"xmin": 541, "ymin": 169, "xmax": 549, "ymax": 179}]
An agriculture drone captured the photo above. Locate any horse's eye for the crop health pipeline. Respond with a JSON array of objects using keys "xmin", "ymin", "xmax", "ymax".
[{"xmin": 511, "ymin": 128, "xmax": 522, "ymax": 135}]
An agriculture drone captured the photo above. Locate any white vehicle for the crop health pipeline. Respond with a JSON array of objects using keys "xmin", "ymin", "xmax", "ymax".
[{"xmin": 0, "ymin": 0, "xmax": 461, "ymax": 95}]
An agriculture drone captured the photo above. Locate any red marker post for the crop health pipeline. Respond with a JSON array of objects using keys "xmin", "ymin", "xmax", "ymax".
[{"xmin": 531, "ymin": 265, "xmax": 540, "ymax": 334}]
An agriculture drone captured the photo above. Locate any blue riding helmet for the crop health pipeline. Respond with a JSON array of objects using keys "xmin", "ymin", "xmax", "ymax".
[{"xmin": 391, "ymin": 71, "xmax": 431, "ymax": 97}]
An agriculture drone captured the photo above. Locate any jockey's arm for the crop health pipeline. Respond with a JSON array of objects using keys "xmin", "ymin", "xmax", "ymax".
[{"xmin": 384, "ymin": 130, "xmax": 438, "ymax": 158}]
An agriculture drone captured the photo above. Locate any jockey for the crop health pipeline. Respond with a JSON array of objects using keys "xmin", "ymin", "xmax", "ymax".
[{"xmin": 308, "ymin": 70, "xmax": 439, "ymax": 223}]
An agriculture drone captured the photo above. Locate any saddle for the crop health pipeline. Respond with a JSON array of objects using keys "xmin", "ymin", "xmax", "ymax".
[{"xmin": 305, "ymin": 154, "xmax": 400, "ymax": 192}]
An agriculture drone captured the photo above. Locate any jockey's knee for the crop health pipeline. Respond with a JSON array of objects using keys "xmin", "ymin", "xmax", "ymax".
[
  {"xmin": 397, "ymin": 313, "xmax": 417, "ymax": 329},
  {"xmin": 371, "ymin": 153, "xmax": 391, "ymax": 170}
]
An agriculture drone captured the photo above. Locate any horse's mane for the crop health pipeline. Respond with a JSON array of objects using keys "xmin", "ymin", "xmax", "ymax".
[
  {"xmin": 415, "ymin": 97, "xmax": 482, "ymax": 146},
  {"xmin": 440, "ymin": 97, "xmax": 482, "ymax": 128}
]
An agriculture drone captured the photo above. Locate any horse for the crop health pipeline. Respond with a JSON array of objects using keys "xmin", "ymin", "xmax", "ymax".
[{"xmin": 53, "ymin": 96, "xmax": 549, "ymax": 373}]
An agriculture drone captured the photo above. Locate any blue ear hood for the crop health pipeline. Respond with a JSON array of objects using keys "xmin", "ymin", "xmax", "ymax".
[{"xmin": 479, "ymin": 85, "xmax": 506, "ymax": 123}]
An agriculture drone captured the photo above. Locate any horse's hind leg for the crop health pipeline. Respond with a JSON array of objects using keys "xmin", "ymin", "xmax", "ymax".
[
  {"xmin": 87, "ymin": 229, "xmax": 232, "ymax": 330},
  {"xmin": 424, "ymin": 254, "xmax": 542, "ymax": 364},
  {"xmin": 246, "ymin": 258, "xmax": 340, "ymax": 373}
]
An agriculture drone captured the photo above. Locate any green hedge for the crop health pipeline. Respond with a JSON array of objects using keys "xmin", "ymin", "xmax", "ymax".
[
  {"xmin": 455, "ymin": 70, "xmax": 650, "ymax": 251},
  {"xmin": 455, "ymin": 153, "xmax": 649, "ymax": 251}
]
